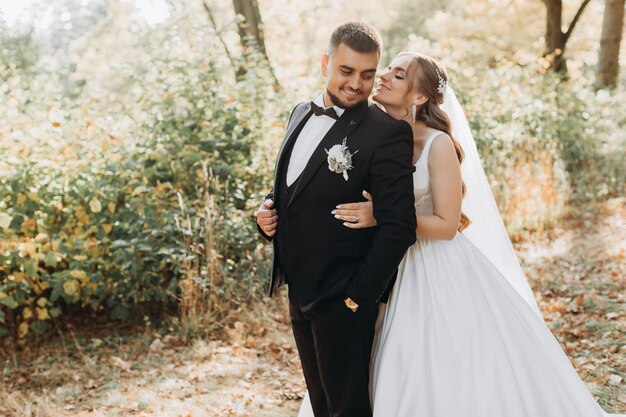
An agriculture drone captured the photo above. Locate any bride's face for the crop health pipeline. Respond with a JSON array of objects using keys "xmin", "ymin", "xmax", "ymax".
[{"xmin": 372, "ymin": 55, "xmax": 413, "ymax": 110}]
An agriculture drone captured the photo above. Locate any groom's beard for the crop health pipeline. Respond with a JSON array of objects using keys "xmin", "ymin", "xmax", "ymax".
[{"xmin": 326, "ymin": 88, "xmax": 368, "ymax": 110}]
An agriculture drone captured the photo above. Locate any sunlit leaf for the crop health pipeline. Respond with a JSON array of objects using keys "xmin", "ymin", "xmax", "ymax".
[
  {"xmin": 24, "ymin": 260, "xmax": 37, "ymax": 276},
  {"xmin": 49, "ymin": 307, "xmax": 62, "ymax": 318},
  {"xmin": 44, "ymin": 252, "xmax": 58, "ymax": 268},
  {"xmin": 18, "ymin": 322, "xmax": 29, "ymax": 338},
  {"xmin": 0, "ymin": 212, "xmax": 12, "ymax": 229},
  {"xmin": 63, "ymin": 280, "xmax": 80, "ymax": 297},
  {"xmin": 36, "ymin": 307, "xmax": 50, "ymax": 320},
  {"xmin": 70, "ymin": 270, "xmax": 87, "ymax": 279},
  {"xmin": 0, "ymin": 293, "xmax": 18, "ymax": 309},
  {"xmin": 89, "ymin": 198, "xmax": 102, "ymax": 213}
]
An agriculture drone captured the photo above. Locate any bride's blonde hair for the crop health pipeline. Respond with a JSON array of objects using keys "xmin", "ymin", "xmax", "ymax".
[{"xmin": 399, "ymin": 52, "xmax": 470, "ymax": 232}]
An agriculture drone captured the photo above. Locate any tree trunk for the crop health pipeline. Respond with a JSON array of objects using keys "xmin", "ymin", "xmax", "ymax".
[
  {"xmin": 231, "ymin": 0, "xmax": 278, "ymax": 87},
  {"xmin": 543, "ymin": 0, "xmax": 592, "ymax": 74},
  {"xmin": 596, "ymin": 0, "xmax": 625, "ymax": 88},
  {"xmin": 232, "ymin": 0, "xmax": 267, "ymax": 56},
  {"xmin": 545, "ymin": 0, "xmax": 567, "ymax": 72}
]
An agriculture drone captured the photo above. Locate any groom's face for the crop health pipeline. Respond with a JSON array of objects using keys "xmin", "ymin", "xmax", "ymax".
[{"xmin": 321, "ymin": 43, "xmax": 379, "ymax": 108}]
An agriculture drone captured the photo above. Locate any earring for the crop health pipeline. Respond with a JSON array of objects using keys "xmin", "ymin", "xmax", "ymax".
[{"xmin": 411, "ymin": 103, "xmax": 417, "ymax": 120}]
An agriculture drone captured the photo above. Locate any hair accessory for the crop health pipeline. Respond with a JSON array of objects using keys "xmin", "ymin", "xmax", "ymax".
[{"xmin": 436, "ymin": 69, "xmax": 447, "ymax": 96}]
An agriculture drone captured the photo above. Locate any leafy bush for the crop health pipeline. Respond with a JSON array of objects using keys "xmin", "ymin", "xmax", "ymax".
[
  {"xmin": 459, "ymin": 68, "xmax": 625, "ymax": 237},
  {"xmin": 0, "ymin": 14, "xmax": 281, "ymax": 343}
]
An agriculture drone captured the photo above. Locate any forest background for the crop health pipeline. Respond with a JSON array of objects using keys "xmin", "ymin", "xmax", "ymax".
[{"xmin": 0, "ymin": 0, "xmax": 624, "ymax": 416}]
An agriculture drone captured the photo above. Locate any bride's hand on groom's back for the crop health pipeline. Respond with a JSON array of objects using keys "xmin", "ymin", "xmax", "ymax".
[
  {"xmin": 332, "ymin": 190, "xmax": 377, "ymax": 229},
  {"xmin": 256, "ymin": 199, "xmax": 278, "ymax": 237}
]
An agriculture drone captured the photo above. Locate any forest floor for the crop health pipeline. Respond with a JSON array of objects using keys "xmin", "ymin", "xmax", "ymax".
[{"xmin": 1, "ymin": 198, "xmax": 624, "ymax": 417}]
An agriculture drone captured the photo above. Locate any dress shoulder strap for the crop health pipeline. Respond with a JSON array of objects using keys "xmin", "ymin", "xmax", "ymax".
[{"xmin": 421, "ymin": 130, "xmax": 444, "ymax": 162}]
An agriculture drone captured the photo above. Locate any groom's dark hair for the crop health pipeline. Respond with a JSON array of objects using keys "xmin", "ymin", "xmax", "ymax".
[{"xmin": 328, "ymin": 22, "xmax": 382, "ymax": 58}]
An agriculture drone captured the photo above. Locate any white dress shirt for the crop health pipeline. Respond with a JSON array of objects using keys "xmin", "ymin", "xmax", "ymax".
[{"xmin": 286, "ymin": 94, "xmax": 345, "ymax": 186}]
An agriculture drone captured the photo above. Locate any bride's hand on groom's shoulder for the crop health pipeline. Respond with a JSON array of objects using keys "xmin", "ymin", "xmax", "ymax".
[
  {"xmin": 332, "ymin": 190, "xmax": 377, "ymax": 229},
  {"xmin": 256, "ymin": 199, "xmax": 278, "ymax": 237}
]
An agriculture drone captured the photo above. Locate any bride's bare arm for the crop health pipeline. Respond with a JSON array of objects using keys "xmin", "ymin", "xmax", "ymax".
[
  {"xmin": 334, "ymin": 134, "xmax": 462, "ymax": 240},
  {"xmin": 416, "ymin": 133, "xmax": 462, "ymax": 240}
]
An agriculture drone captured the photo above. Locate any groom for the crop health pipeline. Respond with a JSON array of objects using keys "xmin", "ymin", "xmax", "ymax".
[{"xmin": 256, "ymin": 22, "xmax": 416, "ymax": 417}]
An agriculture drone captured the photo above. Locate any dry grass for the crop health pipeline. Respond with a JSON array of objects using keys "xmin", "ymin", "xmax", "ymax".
[
  {"xmin": 0, "ymin": 292, "xmax": 304, "ymax": 417},
  {"xmin": 1, "ymin": 391, "xmax": 54, "ymax": 417},
  {"xmin": 517, "ymin": 197, "xmax": 626, "ymax": 413}
]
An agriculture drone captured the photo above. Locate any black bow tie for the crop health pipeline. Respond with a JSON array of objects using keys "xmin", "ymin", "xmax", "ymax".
[{"xmin": 310, "ymin": 101, "xmax": 339, "ymax": 120}]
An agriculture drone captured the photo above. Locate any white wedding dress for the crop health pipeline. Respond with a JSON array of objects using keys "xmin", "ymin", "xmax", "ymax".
[{"xmin": 296, "ymin": 131, "xmax": 622, "ymax": 417}]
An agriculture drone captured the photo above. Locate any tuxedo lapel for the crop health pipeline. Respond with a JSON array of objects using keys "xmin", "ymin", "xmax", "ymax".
[
  {"xmin": 288, "ymin": 101, "xmax": 369, "ymax": 206},
  {"xmin": 272, "ymin": 103, "xmax": 312, "ymax": 197},
  {"xmin": 274, "ymin": 102, "xmax": 312, "ymax": 175}
]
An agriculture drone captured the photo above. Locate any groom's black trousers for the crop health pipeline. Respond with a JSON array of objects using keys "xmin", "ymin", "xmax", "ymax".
[{"xmin": 289, "ymin": 289, "xmax": 378, "ymax": 417}]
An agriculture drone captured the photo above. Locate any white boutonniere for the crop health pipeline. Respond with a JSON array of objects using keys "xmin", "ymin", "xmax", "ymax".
[{"xmin": 325, "ymin": 138, "xmax": 358, "ymax": 181}]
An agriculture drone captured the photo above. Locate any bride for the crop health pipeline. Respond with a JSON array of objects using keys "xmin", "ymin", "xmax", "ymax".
[{"xmin": 297, "ymin": 52, "xmax": 622, "ymax": 416}]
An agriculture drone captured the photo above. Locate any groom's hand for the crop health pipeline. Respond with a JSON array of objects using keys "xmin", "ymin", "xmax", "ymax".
[{"xmin": 256, "ymin": 199, "xmax": 278, "ymax": 237}]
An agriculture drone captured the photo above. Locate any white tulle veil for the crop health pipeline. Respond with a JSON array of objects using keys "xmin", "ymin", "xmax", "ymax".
[{"xmin": 440, "ymin": 87, "xmax": 541, "ymax": 315}]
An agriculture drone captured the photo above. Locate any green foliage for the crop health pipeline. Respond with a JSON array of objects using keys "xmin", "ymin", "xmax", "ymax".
[
  {"xmin": 378, "ymin": 0, "xmax": 452, "ymax": 65},
  {"xmin": 0, "ymin": 26, "xmax": 39, "ymax": 81},
  {"xmin": 553, "ymin": 87, "xmax": 626, "ymax": 202},
  {"xmin": 456, "ymin": 67, "xmax": 625, "ymax": 236},
  {"xmin": 454, "ymin": 67, "xmax": 572, "ymax": 236},
  {"xmin": 0, "ymin": 12, "xmax": 280, "ymax": 342}
]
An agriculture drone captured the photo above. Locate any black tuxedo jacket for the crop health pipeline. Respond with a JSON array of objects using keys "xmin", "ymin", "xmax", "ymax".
[{"xmin": 257, "ymin": 100, "xmax": 417, "ymax": 311}]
